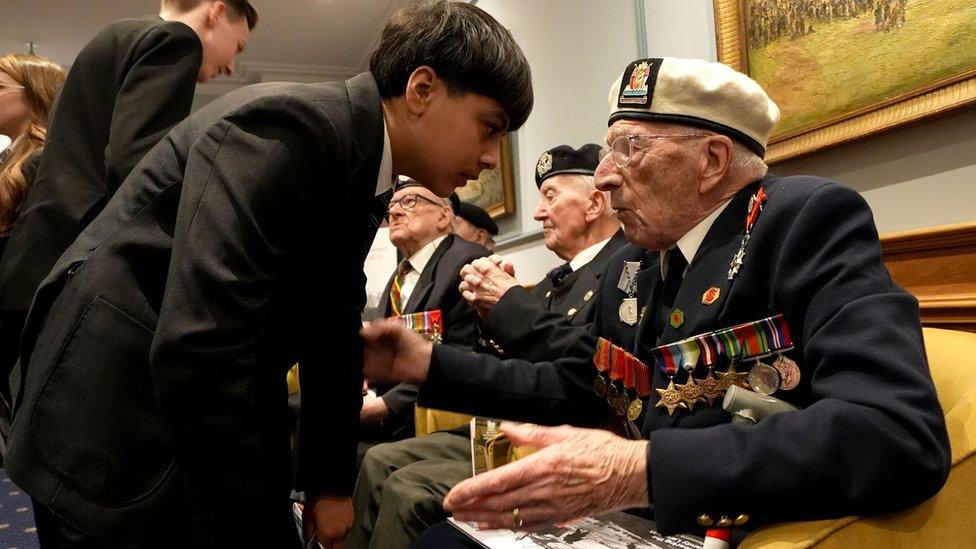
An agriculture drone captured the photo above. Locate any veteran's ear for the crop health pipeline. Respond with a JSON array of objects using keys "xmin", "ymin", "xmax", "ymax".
[{"xmin": 698, "ymin": 134, "xmax": 733, "ymax": 195}]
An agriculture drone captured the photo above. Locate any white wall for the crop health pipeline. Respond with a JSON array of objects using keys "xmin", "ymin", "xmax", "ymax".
[
  {"xmin": 771, "ymin": 108, "xmax": 976, "ymax": 233},
  {"xmin": 475, "ymin": 0, "xmax": 641, "ymax": 284}
]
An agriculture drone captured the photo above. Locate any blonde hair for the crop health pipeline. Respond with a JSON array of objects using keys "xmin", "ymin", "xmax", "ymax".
[{"xmin": 0, "ymin": 54, "xmax": 64, "ymax": 236}]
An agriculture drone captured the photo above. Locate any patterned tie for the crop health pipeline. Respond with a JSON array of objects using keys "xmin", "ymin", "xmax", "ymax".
[{"xmin": 389, "ymin": 259, "xmax": 413, "ymax": 316}]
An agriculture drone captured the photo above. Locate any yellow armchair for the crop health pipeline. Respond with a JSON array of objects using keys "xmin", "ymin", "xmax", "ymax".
[
  {"xmin": 740, "ymin": 327, "xmax": 976, "ymax": 548},
  {"xmin": 414, "ymin": 405, "xmax": 472, "ymax": 436}
]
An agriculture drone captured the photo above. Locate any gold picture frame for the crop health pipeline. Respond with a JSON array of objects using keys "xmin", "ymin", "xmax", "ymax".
[
  {"xmin": 713, "ymin": 0, "xmax": 976, "ymax": 164},
  {"xmin": 455, "ymin": 134, "xmax": 516, "ymax": 219}
]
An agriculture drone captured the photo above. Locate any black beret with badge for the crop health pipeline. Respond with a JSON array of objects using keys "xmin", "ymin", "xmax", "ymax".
[
  {"xmin": 455, "ymin": 200, "xmax": 498, "ymax": 236},
  {"xmin": 534, "ymin": 143, "xmax": 603, "ymax": 188}
]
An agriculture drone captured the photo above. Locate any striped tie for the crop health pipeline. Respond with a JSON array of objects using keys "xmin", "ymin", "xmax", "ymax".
[{"xmin": 389, "ymin": 260, "xmax": 413, "ymax": 316}]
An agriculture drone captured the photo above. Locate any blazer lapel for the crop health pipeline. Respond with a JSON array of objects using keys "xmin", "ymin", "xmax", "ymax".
[
  {"xmin": 378, "ymin": 273, "xmax": 395, "ymax": 317},
  {"xmin": 630, "ymin": 251, "xmax": 661, "ymax": 354},
  {"xmin": 403, "ymin": 235, "xmax": 452, "ymax": 314},
  {"xmin": 657, "ymin": 184, "xmax": 757, "ymax": 345}
]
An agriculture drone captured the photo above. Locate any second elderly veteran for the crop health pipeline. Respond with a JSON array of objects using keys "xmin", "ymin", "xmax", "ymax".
[
  {"xmin": 467, "ymin": 144, "xmax": 627, "ymax": 360},
  {"xmin": 450, "ymin": 195, "xmax": 498, "ymax": 251},
  {"xmin": 362, "ymin": 56, "xmax": 950, "ymax": 540},
  {"xmin": 361, "ymin": 179, "xmax": 489, "ymax": 447},
  {"xmin": 346, "ymin": 145, "xmax": 626, "ymax": 549}
]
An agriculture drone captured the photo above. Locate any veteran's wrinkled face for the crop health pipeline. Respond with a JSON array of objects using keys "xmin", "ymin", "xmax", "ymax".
[
  {"xmin": 594, "ymin": 120, "xmax": 707, "ymax": 251},
  {"xmin": 453, "ymin": 216, "xmax": 490, "ymax": 247},
  {"xmin": 532, "ymin": 174, "xmax": 592, "ymax": 261},
  {"xmin": 387, "ymin": 186, "xmax": 452, "ymax": 255}
]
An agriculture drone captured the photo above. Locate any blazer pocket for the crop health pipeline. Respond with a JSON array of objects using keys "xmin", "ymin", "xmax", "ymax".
[{"xmin": 31, "ymin": 296, "xmax": 172, "ymax": 505}]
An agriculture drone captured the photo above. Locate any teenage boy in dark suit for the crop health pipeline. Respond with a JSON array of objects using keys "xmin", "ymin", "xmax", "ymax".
[{"xmin": 5, "ymin": 3, "xmax": 532, "ymax": 547}]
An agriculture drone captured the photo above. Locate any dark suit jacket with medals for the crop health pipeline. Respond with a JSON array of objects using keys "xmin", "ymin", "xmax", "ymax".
[
  {"xmin": 0, "ymin": 17, "xmax": 203, "ymax": 392},
  {"xmin": 367, "ymin": 234, "xmax": 489, "ymax": 441},
  {"xmin": 480, "ymin": 230, "xmax": 627, "ymax": 362},
  {"xmin": 6, "ymin": 73, "xmax": 387, "ymax": 547},
  {"xmin": 418, "ymin": 174, "xmax": 950, "ymax": 535}
]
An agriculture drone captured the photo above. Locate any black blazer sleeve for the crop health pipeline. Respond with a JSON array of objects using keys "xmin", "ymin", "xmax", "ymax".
[
  {"xmin": 148, "ymin": 114, "xmax": 359, "ymax": 543},
  {"xmin": 418, "ymin": 312, "xmax": 608, "ymax": 427},
  {"xmin": 480, "ymin": 285, "xmax": 586, "ymax": 362},
  {"xmin": 105, "ymin": 22, "xmax": 201, "ymax": 195}
]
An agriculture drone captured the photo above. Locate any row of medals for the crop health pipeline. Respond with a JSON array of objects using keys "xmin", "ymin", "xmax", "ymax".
[{"xmin": 594, "ymin": 352, "xmax": 800, "ymax": 421}]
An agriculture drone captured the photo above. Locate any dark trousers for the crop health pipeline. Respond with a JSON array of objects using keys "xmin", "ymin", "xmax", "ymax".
[{"xmin": 32, "ymin": 500, "xmax": 103, "ymax": 548}]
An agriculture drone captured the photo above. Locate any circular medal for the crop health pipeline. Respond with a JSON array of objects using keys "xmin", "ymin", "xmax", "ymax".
[
  {"xmin": 618, "ymin": 298, "xmax": 638, "ymax": 326},
  {"xmin": 772, "ymin": 355, "xmax": 801, "ymax": 390},
  {"xmin": 747, "ymin": 362, "xmax": 780, "ymax": 396},
  {"xmin": 627, "ymin": 398, "xmax": 643, "ymax": 422},
  {"xmin": 593, "ymin": 375, "xmax": 607, "ymax": 397},
  {"xmin": 606, "ymin": 382, "xmax": 618, "ymax": 402}
]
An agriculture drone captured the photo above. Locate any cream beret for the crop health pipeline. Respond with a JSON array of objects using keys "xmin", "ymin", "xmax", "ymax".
[{"xmin": 607, "ymin": 57, "xmax": 780, "ymax": 157}]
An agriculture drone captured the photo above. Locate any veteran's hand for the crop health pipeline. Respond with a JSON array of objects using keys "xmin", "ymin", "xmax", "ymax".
[
  {"xmin": 361, "ymin": 318, "xmax": 432, "ymax": 383},
  {"xmin": 360, "ymin": 391, "xmax": 389, "ymax": 425},
  {"xmin": 460, "ymin": 255, "xmax": 520, "ymax": 317},
  {"xmin": 443, "ymin": 422, "xmax": 650, "ymax": 530},
  {"xmin": 304, "ymin": 495, "xmax": 353, "ymax": 548}
]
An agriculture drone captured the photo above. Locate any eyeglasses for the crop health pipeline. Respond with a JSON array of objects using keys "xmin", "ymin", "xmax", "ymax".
[
  {"xmin": 387, "ymin": 193, "xmax": 443, "ymax": 215},
  {"xmin": 600, "ymin": 133, "xmax": 705, "ymax": 168}
]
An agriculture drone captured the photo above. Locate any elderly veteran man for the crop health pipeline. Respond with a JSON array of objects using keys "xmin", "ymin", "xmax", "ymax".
[
  {"xmin": 361, "ymin": 180, "xmax": 489, "ymax": 447},
  {"xmin": 450, "ymin": 194, "xmax": 498, "ymax": 251},
  {"xmin": 347, "ymin": 144, "xmax": 625, "ymax": 549},
  {"xmin": 363, "ymin": 56, "xmax": 950, "ymax": 545},
  {"xmin": 467, "ymin": 143, "xmax": 627, "ymax": 360}
]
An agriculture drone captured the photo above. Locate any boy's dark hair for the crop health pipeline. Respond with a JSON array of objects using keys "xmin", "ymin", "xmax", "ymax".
[
  {"xmin": 370, "ymin": 1, "xmax": 533, "ymax": 131},
  {"xmin": 162, "ymin": 0, "xmax": 259, "ymax": 30}
]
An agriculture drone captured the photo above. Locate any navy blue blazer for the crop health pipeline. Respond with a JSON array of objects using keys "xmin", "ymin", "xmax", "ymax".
[{"xmin": 419, "ymin": 174, "xmax": 950, "ymax": 534}]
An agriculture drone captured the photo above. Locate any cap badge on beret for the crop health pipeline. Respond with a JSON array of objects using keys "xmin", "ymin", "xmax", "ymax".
[
  {"xmin": 618, "ymin": 59, "xmax": 661, "ymax": 108},
  {"xmin": 536, "ymin": 151, "xmax": 553, "ymax": 178}
]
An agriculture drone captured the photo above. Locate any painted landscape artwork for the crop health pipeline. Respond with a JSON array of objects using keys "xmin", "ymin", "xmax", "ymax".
[
  {"xmin": 738, "ymin": 0, "xmax": 976, "ymax": 139},
  {"xmin": 455, "ymin": 135, "xmax": 516, "ymax": 219}
]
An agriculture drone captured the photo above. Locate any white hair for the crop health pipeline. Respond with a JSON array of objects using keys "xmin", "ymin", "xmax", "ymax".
[{"xmin": 561, "ymin": 174, "xmax": 616, "ymax": 220}]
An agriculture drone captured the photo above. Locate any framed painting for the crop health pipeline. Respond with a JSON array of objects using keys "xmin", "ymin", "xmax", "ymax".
[
  {"xmin": 713, "ymin": 0, "xmax": 976, "ymax": 163},
  {"xmin": 455, "ymin": 134, "xmax": 516, "ymax": 219}
]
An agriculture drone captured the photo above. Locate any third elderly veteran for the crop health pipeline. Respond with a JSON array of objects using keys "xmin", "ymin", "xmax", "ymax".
[
  {"xmin": 347, "ymin": 144, "xmax": 625, "ymax": 549},
  {"xmin": 362, "ymin": 56, "xmax": 950, "ymax": 542},
  {"xmin": 468, "ymin": 144, "xmax": 627, "ymax": 359},
  {"xmin": 450, "ymin": 195, "xmax": 498, "ymax": 251},
  {"xmin": 361, "ymin": 180, "xmax": 489, "ymax": 448}
]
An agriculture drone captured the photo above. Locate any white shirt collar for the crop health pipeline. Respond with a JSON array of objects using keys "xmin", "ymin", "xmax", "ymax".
[
  {"xmin": 375, "ymin": 116, "xmax": 393, "ymax": 197},
  {"xmin": 569, "ymin": 234, "xmax": 614, "ymax": 272},
  {"xmin": 661, "ymin": 199, "xmax": 733, "ymax": 277},
  {"xmin": 405, "ymin": 234, "xmax": 448, "ymax": 276}
]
